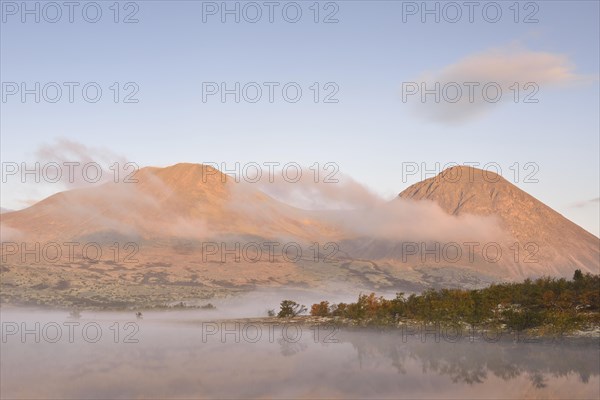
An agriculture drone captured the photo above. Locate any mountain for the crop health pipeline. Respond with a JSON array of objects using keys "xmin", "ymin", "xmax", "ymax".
[
  {"xmin": 397, "ymin": 166, "xmax": 599, "ymax": 278},
  {"xmin": 0, "ymin": 163, "xmax": 337, "ymax": 243},
  {"xmin": 1, "ymin": 163, "xmax": 598, "ymax": 308},
  {"xmin": 0, "ymin": 163, "xmax": 346, "ymax": 307}
]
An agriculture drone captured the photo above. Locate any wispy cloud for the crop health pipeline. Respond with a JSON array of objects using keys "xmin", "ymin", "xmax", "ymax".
[
  {"xmin": 1, "ymin": 139, "xmax": 134, "ymax": 211},
  {"xmin": 571, "ymin": 198, "xmax": 600, "ymax": 209},
  {"xmin": 405, "ymin": 44, "xmax": 594, "ymax": 124},
  {"xmin": 35, "ymin": 138, "xmax": 131, "ymax": 188}
]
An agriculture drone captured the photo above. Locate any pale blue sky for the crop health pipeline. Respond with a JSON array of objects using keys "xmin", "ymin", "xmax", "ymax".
[{"xmin": 1, "ymin": 0, "xmax": 599, "ymax": 235}]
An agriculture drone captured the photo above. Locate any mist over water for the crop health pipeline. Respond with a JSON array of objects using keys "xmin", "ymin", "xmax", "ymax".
[
  {"xmin": 1, "ymin": 308, "xmax": 598, "ymax": 399},
  {"xmin": 204, "ymin": 288, "xmax": 391, "ymax": 319}
]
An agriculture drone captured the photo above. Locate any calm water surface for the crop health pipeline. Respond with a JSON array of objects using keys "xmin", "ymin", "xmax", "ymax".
[{"xmin": 1, "ymin": 309, "xmax": 598, "ymax": 399}]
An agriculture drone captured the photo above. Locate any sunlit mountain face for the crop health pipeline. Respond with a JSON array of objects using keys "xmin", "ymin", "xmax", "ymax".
[{"xmin": 1, "ymin": 164, "xmax": 598, "ymax": 309}]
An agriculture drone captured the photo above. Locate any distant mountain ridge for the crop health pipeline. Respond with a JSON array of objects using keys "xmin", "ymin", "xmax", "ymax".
[
  {"xmin": 1, "ymin": 163, "xmax": 598, "ymax": 304},
  {"xmin": 0, "ymin": 163, "xmax": 338, "ymax": 243},
  {"xmin": 398, "ymin": 166, "xmax": 599, "ymax": 277}
]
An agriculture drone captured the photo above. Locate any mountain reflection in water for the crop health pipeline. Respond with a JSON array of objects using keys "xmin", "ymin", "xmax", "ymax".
[{"xmin": 1, "ymin": 311, "xmax": 598, "ymax": 399}]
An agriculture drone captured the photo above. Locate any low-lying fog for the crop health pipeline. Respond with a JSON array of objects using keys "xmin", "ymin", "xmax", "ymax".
[{"xmin": 1, "ymin": 298, "xmax": 599, "ymax": 399}]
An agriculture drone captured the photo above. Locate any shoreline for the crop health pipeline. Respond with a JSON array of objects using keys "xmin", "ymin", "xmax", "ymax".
[
  {"xmin": 3, "ymin": 306, "xmax": 598, "ymax": 343},
  {"xmin": 192, "ymin": 315, "xmax": 600, "ymax": 341}
]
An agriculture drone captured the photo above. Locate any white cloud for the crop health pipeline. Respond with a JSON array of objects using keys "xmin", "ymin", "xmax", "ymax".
[
  {"xmin": 404, "ymin": 45, "xmax": 593, "ymax": 124},
  {"xmin": 571, "ymin": 197, "xmax": 600, "ymax": 209}
]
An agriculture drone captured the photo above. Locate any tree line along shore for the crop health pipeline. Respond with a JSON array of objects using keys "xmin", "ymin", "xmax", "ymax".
[{"xmin": 274, "ymin": 270, "xmax": 600, "ymax": 336}]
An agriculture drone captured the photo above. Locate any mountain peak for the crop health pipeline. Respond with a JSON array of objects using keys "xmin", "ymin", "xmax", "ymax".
[
  {"xmin": 130, "ymin": 163, "xmax": 232, "ymax": 202},
  {"xmin": 399, "ymin": 165, "xmax": 521, "ymax": 216},
  {"xmin": 140, "ymin": 163, "xmax": 228, "ymax": 186},
  {"xmin": 438, "ymin": 165, "xmax": 504, "ymax": 184},
  {"xmin": 399, "ymin": 166, "xmax": 599, "ymax": 276}
]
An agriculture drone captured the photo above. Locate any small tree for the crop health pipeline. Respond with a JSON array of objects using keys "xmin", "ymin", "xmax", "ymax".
[
  {"xmin": 502, "ymin": 309, "xmax": 541, "ymax": 332},
  {"xmin": 549, "ymin": 310, "xmax": 581, "ymax": 336},
  {"xmin": 278, "ymin": 300, "xmax": 307, "ymax": 318},
  {"xmin": 330, "ymin": 302, "xmax": 347, "ymax": 317},
  {"xmin": 310, "ymin": 301, "xmax": 330, "ymax": 317}
]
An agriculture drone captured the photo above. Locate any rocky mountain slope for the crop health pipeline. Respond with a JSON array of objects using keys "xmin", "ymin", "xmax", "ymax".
[{"xmin": 1, "ymin": 164, "xmax": 597, "ymax": 308}]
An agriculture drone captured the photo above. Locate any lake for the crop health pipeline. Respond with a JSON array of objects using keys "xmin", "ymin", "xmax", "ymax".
[{"xmin": 1, "ymin": 309, "xmax": 598, "ymax": 399}]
